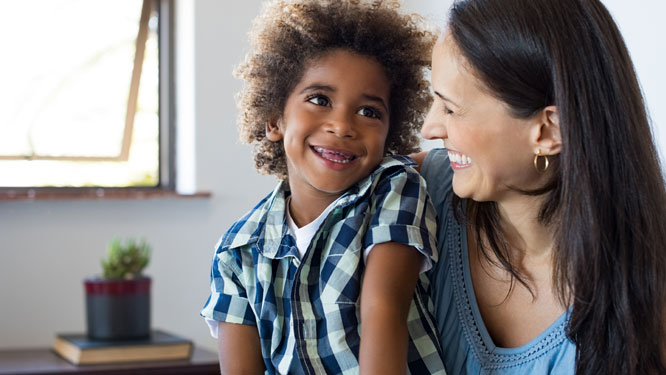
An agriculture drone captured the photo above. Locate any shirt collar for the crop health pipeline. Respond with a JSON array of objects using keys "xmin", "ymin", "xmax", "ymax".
[{"xmin": 223, "ymin": 155, "xmax": 416, "ymax": 258}]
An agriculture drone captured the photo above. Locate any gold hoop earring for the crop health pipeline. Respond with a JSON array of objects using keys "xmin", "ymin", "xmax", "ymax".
[{"xmin": 533, "ymin": 149, "xmax": 549, "ymax": 173}]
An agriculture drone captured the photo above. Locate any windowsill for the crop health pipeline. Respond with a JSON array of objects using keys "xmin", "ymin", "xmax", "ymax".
[{"xmin": 0, "ymin": 188, "xmax": 211, "ymax": 201}]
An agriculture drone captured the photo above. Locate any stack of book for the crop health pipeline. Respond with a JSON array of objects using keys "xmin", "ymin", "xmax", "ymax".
[{"xmin": 52, "ymin": 329, "xmax": 193, "ymax": 365}]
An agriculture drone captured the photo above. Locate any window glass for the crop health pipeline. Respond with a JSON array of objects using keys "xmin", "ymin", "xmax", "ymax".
[{"xmin": 0, "ymin": 0, "xmax": 160, "ymax": 187}]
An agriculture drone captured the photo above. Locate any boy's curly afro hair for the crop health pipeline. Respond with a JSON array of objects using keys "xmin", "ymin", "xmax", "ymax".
[{"xmin": 235, "ymin": 0, "xmax": 436, "ymax": 179}]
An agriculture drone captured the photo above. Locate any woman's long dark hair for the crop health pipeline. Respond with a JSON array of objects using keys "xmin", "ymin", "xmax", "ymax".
[{"xmin": 448, "ymin": 0, "xmax": 666, "ymax": 373}]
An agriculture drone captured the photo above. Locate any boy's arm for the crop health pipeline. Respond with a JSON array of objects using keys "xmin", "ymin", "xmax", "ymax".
[
  {"xmin": 359, "ymin": 241, "xmax": 422, "ymax": 375},
  {"xmin": 217, "ymin": 321, "xmax": 265, "ymax": 375}
]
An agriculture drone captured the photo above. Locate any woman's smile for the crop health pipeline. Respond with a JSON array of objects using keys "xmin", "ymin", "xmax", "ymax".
[{"xmin": 447, "ymin": 149, "xmax": 472, "ymax": 170}]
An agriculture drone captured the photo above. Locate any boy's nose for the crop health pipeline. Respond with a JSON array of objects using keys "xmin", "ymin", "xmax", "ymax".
[
  {"xmin": 421, "ymin": 104, "xmax": 447, "ymax": 141},
  {"xmin": 324, "ymin": 115, "xmax": 356, "ymax": 138}
]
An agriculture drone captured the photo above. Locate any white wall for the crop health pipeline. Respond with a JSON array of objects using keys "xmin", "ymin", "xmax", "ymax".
[
  {"xmin": 602, "ymin": 0, "xmax": 666, "ymax": 165},
  {"xmin": 0, "ymin": 0, "xmax": 663, "ymax": 353}
]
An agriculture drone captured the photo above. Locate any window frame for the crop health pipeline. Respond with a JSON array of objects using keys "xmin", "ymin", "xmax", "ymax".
[{"xmin": 0, "ymin": 0, "xmax": 204, "ymax": 201}]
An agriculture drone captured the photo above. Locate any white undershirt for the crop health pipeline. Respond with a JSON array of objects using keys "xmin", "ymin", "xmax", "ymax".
[{"xmin": 285, "ymin": 196, "xmax": 376, "ymax": 260}]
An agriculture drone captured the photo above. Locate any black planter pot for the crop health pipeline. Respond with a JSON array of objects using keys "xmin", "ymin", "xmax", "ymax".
[{"xmin": 84, "ymin": 277, "xmax": 151, "ymax": 341}]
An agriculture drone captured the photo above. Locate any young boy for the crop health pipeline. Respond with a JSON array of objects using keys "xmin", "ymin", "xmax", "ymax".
[{"xmin": 201, "ymin": 1, "xmax": 445, "ymax": 374}]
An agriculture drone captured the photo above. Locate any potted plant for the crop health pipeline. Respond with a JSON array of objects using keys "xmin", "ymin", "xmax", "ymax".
[{"xmin": 84, "ymin": 237, "xmax": 152, "ymax": 341}]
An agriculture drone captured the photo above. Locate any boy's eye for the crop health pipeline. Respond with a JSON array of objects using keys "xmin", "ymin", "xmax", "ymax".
[
  {"xmin": 357, "ymin": 106, "xmax": 381, "ymax": 119},
  {"xmin": 306, "ymin": 95, "xmax": 330, "ymax": 107}
]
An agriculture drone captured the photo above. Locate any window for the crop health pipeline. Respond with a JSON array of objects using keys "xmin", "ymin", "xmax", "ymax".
[{"xmin": 0, "ymin": 0, "xmax": 175, "ymax": 197}]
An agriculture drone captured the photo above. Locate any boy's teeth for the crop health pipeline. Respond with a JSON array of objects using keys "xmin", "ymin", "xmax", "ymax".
[{"xmin": 313, "ymin": 146, "xmax": 355, "ymax": 163}]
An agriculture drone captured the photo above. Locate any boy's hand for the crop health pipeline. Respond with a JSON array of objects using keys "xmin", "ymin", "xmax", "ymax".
[
  {"xmin": 409, "ymin": 151, "xmax": 428, "ymax": 172},
  {"xmin": 359, "ymin": 241, "xmax": 423, "ymax": 375},
  {"xmin": 217, "ymin": 321, "xmax": 265, "ymax": 375}
]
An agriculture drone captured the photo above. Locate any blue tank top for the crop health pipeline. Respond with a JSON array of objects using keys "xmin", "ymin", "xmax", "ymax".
[{"xmin": 422, "ymin": 149, "xmax": 576, "ymax": 374}]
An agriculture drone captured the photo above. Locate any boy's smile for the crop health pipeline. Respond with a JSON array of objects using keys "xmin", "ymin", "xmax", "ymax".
[
  {"xmin": 266, "ymin": 49, "xmax": 391, "ymax": 226},
  {"xmin": 311, "ymin": 145, "xmax": 356, "ymax": 167}
]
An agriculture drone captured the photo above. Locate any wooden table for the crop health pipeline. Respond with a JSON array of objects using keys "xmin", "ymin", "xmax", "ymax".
[{"xmin": 0, "ymin": 346, "xmax": 219, "ymax": 375}]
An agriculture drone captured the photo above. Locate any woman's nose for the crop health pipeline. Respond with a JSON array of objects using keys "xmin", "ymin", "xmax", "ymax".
[{"xmin": 421, "ymin": 104, "xmax": 447, "ymax": 140}]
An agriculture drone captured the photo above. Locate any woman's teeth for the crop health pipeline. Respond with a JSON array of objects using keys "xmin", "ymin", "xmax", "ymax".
[
  {"xmin": 448, "ymin": 151, "xmax": 472, "ymax": 165},
  {"xmin": 313, "ymin": 146, "xmax": 356, "ymax": 163}
]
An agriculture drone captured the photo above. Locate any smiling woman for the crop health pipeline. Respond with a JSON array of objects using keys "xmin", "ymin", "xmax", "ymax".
[
  {"xmin": 0, "ymin": 0, "xmax": 165, "ymax": 190},
  {"xmin": 420, "ymin": 0, "xmax": 666, "ymax": 374}
]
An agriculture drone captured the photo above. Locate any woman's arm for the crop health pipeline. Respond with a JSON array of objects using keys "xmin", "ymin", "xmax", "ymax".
[
  {"xmin": 359, "ymin": 241, "xmax": 422, "ymax": 375},
  {"xmin": 217, "ymin": 321, "xmax": 265, "ymax": 375}
]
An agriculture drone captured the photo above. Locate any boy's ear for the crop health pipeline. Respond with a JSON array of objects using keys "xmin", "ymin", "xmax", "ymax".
[
  {"xmin": 529, "ymin": 105, "xmax": 561, "ymax": 156},
  {"xmin": 265, "ymin": 117, "xmax": 284, "ymax": 142}
]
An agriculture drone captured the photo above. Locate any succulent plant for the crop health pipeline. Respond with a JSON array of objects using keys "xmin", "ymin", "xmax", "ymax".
[{"xmin": 101, "ymin": 237, "xmax": 151, "ymax": 279}]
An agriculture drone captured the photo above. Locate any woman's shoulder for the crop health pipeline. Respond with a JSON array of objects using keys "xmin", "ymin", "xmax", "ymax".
[
  {"xmin": 420, "ymin": 148, "xmax": 452, "ymax": 177},
  {"xmin": 419, "ymin": 148, "xmax": 454, "ymax": 208}
]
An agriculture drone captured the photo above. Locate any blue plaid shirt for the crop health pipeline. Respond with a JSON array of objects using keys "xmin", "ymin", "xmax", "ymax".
[{"xmin": 201, "ymin": 156, "xmax": 446, "ymax": 375}]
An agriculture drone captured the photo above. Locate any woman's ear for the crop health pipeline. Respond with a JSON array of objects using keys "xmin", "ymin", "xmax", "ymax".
[
  {"xmin": 266, "ymin": 117, "xmax": 284, "ymax": 142},
  {"xmin": 529, "ymin": 105, "xmax": 562, "ymax": 156}
]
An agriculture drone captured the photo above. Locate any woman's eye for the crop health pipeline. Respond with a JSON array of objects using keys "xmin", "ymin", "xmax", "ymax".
[
  {"xmin": 443, "ymin": 105, "xmax": 454, "ymax": 115},
  {"xmin": 358, "ymin": 107, "xmax": 381, "ymax": 119},
  {"xmin": 307, "ymin": 95, "xmax": 329, "ymax": 107}
]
